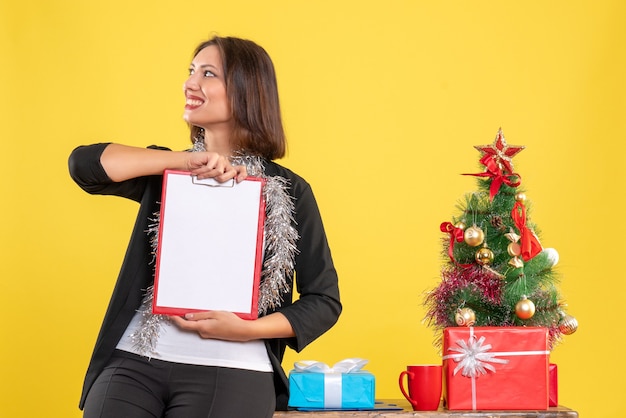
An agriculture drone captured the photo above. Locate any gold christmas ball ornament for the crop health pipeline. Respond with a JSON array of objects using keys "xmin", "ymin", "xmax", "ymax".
[
  {"xmin": 475, "ymin": 247, "xmax": 495, "ymax": 265},
  {"xmin": 558, "ymin": 313, "xmax": 578, "ymax": 335},
  {"xmin": 455, "ymin": 221, "xmax": 466, "ymax": 230},
  {"xmin": 515, "ymin": 296, "xmax": 536, "ymax": 320},
  {"xmin": 455, "ymin": 307, "xmax": 476, "ymax": 327},
  {"xmin": 515, "ymin": 192, "xmax": 527, "ymax": 202},
  {"xmin": 464, "ymin": 226, "xmax": 485, "ymax": 247}
]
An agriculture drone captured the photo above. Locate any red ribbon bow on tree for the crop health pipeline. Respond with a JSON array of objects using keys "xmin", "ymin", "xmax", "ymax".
[
  {"xmin": 464, "ymin": 129, "xmax": 525, "ymax": 201},
  {"xmin": 511, "ymin": 201, "xmax": 542, "ymax": 261},
  {"xmin": 464, "ymin": 155, "xmax": 522, "ymax": 201},
  {"xmin": 441, "ymin": 222, "xmax": 464, "ymax": 263},
  {"xmin": 440, "ymin": 222, "xmax": 472, "ymax": 267}
]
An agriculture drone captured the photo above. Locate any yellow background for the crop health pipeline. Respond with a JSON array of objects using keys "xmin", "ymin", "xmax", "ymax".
[{"xmin": 1, "ymin": 1, "xmax": 624, "ymax": 416}]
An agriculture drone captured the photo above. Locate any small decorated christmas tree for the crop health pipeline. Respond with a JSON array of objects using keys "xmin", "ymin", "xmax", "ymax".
[{"xmin": 424, "ymin": 129, "xmax": 578, "ymax": 349}]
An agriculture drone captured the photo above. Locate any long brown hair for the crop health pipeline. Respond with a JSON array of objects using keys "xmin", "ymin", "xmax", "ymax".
[{"xmin": 189, "ymin": 36, "xmax": 286, "ymax": 160}]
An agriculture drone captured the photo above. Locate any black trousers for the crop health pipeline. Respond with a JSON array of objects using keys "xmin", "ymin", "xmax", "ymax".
[{"xmin": 83, "ymin": 350, "xmax": 276, "ymax": 418}]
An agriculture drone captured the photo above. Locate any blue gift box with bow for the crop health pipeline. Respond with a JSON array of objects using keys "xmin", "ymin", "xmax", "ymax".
[{"xmin": 287, "ymin": 359, "xmax": 376, "ymax": 410}]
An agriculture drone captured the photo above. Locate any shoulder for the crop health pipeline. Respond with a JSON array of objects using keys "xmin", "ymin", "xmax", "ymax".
[{"xmin": 264, "ymin": 161, "xmax": 311, "ymax": 194}]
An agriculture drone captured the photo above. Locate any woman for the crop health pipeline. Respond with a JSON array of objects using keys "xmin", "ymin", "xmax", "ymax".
[{"xmin": 69, "ymin": 36, "xmax": 341, "ymax": 418}]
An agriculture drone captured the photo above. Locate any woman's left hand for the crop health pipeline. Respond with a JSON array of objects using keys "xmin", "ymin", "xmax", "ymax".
[
  {"xmin": 169, "ymin": 311, "xmax": 252, "ymax": 341},
  {"xmin": 169, "ymin": 310, "xmax": 295, "ymax": 341}
]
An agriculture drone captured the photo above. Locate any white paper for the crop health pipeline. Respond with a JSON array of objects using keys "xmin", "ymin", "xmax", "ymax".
[{"xmin": 153, "ymin": 171, "xmax": 264, "ymax": 317}]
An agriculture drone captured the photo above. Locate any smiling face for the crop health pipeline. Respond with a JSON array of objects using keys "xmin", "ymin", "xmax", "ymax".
[{"xmin": 183, "ymin": 45, "xmax": 233, "ymax": 132}]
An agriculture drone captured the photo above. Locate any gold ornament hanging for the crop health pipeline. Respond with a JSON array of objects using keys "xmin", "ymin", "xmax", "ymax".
[
  {"xmin": 475, "ymin": 246, "xmax": 494, "ymax": 265},
  {"xmin": 515, "ymin": 295, "xmax": 536, "ymax": 320},
  {"xmin": 558, "ymin": 313, "xmax": 578, "ymax": 335},
  {"xmin": 505, "ymin": 228, "xmax": 523, "ymax": 268},
  {"xmin": 455, "ymin": 221, "xmax": 466, "ymax": 230},
  {"xmin": 504, "ymin": 230, "xmax": 521, "ymax": 243},
  {"xmin": 464, "ymin": 225, "xmax": 485, "ymax": 247},
  {"xmin": 515, "ymin": 192, "xmax": 526, "ymax": 202},
  {"xmin": 455, "ymin": 307, "xmax": 476, "ymax": 326},
  {"xmin": 507, "ymin": 242, "xmax": 521, "ymax": 257}
]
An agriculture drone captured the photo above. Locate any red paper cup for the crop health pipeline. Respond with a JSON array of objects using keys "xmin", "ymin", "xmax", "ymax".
[{"xmin": 398, "ymin": 364, "xmax": 442, "ymax": 411}]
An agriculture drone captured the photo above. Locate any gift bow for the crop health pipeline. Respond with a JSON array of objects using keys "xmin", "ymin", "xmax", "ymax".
[
  {"xmin": 293, "ymin": 359, "xmax": 368, "ymax": 408},
  {"xmin": 445, "ymin": 335, "xmax": 508, "ymax": 378},
  {"xmin": 294, "ymin": 358, "xmax": 368, "ymax": 374}
]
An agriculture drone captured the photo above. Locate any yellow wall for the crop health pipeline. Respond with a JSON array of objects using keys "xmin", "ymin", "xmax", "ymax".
[{"xmin": 1, "ymin": 1, "xmax": 624, "ymax": 416}]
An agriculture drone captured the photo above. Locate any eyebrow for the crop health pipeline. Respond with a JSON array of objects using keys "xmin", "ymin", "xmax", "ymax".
[{"xmin": 190, "ymin": 63, "xmax": 219, "ymax": 70}]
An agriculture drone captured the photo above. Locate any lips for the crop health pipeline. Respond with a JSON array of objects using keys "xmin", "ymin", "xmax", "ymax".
[{"xmin": 185, "ymin": 95, "xmax": 204, "ymax": 110}]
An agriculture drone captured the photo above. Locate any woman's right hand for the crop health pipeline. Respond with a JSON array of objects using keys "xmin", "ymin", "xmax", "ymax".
[{"xmin": 186, "ymin": 151, "xmax": 247, "ymax": 183}]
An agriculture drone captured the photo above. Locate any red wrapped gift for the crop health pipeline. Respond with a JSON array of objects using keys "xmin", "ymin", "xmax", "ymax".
[
  {"xmin": 442, "ymin": 327, "xmax": 549, "ymax": 410},
  {"xmin": 549, "ymin": 363, "xmax": 558, "ymax": 407}
]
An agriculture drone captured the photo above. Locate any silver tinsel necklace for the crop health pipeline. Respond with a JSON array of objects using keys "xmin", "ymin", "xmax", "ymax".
[{"xmin": 130, "ymin": 137, "xmax": 299, "ymax": 356}]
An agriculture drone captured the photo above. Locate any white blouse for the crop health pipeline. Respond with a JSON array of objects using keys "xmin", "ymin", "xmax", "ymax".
[{"xmin": 116, "ymin": 310, "xmax": 272, "ymax": 372}]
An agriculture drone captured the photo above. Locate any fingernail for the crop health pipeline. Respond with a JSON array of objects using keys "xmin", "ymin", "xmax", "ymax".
[{"xmin": 185, "ymin": 313, "xmax": 194, "ymax": 319}]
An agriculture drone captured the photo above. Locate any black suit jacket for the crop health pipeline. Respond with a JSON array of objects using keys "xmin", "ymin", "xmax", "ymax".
[{"xmin": 68, "ymin": 143, "xmax": 342, "ymax": 410}]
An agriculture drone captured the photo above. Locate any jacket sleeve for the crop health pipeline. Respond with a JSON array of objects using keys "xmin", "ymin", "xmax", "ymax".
[
  {"xmin": 68, "ymin": 143, "xmax": 166, "ymax": 202},
  {"xmin": 278, "ymin": 180, "xmax": 342, "ymax": 352}
]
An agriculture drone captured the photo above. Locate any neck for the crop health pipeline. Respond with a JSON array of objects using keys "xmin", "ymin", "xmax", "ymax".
[{"xmin": 201, "ymin": 125, "xmax": 236, "ymax": 156}]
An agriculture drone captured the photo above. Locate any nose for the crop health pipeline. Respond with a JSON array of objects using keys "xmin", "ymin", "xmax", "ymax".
[{"xmin": 183, "ymin": 74, "xmax": 200, "ymax": 92}]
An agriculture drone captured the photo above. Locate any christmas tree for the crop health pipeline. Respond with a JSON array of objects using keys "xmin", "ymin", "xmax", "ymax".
[{"xmin": 424, "ymin": 129, "xmax": 578, "ymax": 349}]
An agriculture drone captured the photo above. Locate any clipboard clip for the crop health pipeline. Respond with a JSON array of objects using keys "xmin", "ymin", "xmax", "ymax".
[{"xmin": 191, "ymin": 175, "xmax": 235, "ymax": 188}]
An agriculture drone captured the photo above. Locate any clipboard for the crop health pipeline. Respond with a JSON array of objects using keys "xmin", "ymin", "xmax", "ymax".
[{"xmin": 152, "ymin": 170, "xmax": 266, "ymax": 319}]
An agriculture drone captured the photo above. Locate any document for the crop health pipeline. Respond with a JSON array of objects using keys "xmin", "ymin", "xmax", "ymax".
[{"xmin": 152, "ymin": 170, "xmax": 265, "ymax": 319}]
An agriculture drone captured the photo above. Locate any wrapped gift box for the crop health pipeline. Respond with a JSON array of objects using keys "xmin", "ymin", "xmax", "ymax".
[
  {"xmin": 549, "ymin": 363, "xmax": 558, "ymax": 407},
  {"xmin": 287, "ymin": 359, "xmax": 375, "ymax": 410},
  {"xmin": 442, "ymin": 327, "xmax": 549, "ymax": 410}
]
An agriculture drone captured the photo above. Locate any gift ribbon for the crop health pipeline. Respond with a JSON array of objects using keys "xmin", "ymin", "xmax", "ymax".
[
  {"xmin": 294, "ymin": 359, "xmax": 368, "ymax": 408},
  {"xmin": 511, "ymin": 201, "xmax": 542, "ymax": 261},
  {"xmin": 463, "ymin": 155, "xmax": 521, "ymax": 201},
  {"xmin": 442, "ymin": 328, "xmax": 550, "ymax": 410}
]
